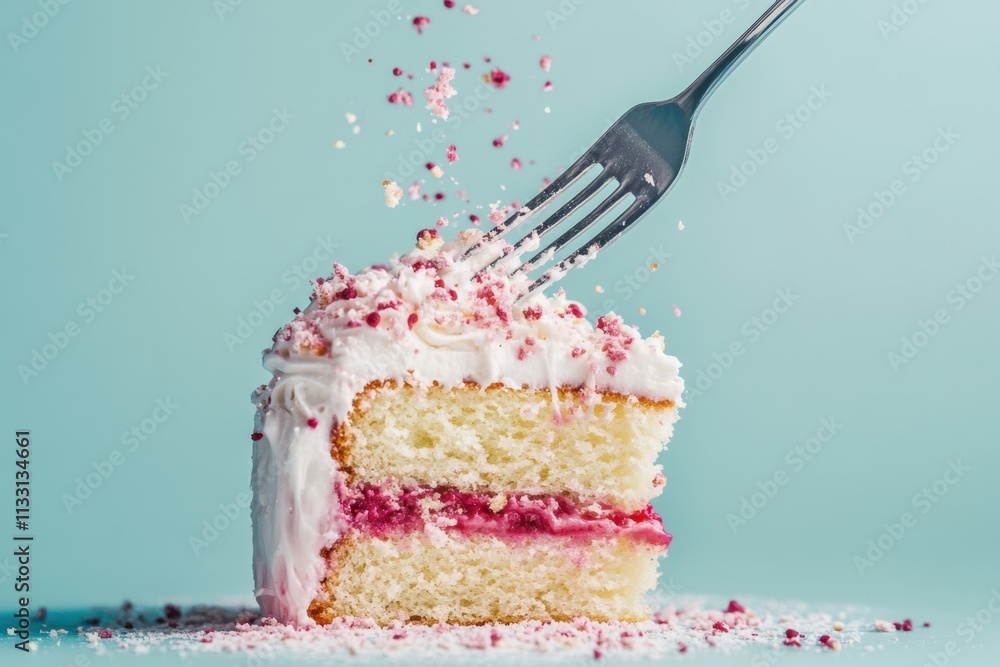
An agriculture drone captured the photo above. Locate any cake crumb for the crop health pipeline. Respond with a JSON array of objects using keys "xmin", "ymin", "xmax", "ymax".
[
  {"xmin": 594, "ymin": 285, "xmax": 604, "ymax": 294},
  {"xmin": 874, "ymin": 620, "xmax": 896, "ymax": 633},
  {"xmin": 430, "ymin": 165, "xmax": 445, "ymax": 178},
  {"xmin": 383, "ymin": 181, "xmax": 404, "ymax": 208},
  {"xmin": 425, "ymin": 67, "xmax": 457, "ymax": 120},
  {"xmin": 333, "ymin": 140, "xmax": 346, "ymax": 149},
  {"xmin": 678, "ymin": 220, "xmax": 685, "ymax": 230},
  {"xmin": 644, "ymin": 173, "xmax": 655, "ymax": 186},
  {"xmin": 672, "ymin": 306, "xmax": 681, "ymax": 317},
  {"xmin": 540, "ymin": 55, "xmax": 552, "ymax": 72},
  {"xmin": 345, "ymin": 112, "xmax": 357, "ymax": 123}
]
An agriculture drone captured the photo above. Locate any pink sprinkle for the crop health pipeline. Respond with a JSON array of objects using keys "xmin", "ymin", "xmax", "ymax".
[
  {"xmin": 365, "ymin": 312, "xmax": 381, "ymax": 328},
  {"xmin": 510, "ymin": 157, "xmax": 522, "ymax": 170},
  {"xmin": 673, "ymin": 305, "xmax": 682, "ymax": 317},
  {"xmin": 435, "ymin": 216, "xmax": 449, "ymax": 228},
  {"xmin": 306, "ymin": 417, "xmax": 318, "ymax": 429},
  {"xmin": 434, "ymin": 192, "xmax": 445, "ymax": 200},
  {"xmin": 412, "ymin": 16, "xmax": 430, "ymax": 34},
  {"xmin": 785, "ymin": 629, "xmax": 799, "ymax": 639},
  {"xmin": 469, "ymin": 214, "xmax": 480, "ymax": 225},
  {"xmin": 712, "ymin": 621, "xmax": 729, "ymax": 633},
  {"xmin": 924, "ymin": 622, "xmax": 931, "ymax": 628},
  {"xmin": 678, "ymin": 642, "xmax": 688, "ymax": 653},
  {"xmin": 387, "ymin": 89, "xmax": 414, "ymax": 106},
  {"xmin": 606, "ymin": 365, "xmax": 617, "ymax": 376},
  {"xmin": 428, "ymin": 60, "xmax": 437, "ymax": 71},
  {"xmin": 446, "ymin": 144, "xmax": 458, "ymax": 163},
  {"xmin": 407, "ymin": 182, "xmax": 421, "ymax": 200},
  {"xmin": 571, "ymin": 347, "xmax": 586, "ymax": 358},
  {"xmin": 540, "ymin": 55, "xmax": 552, "ymax": 72},
  {"xmin": 250, "ymin": 432, "xmax": 263, "ymax": 441},
  {"xmin": 902, "ymin": 619, "xmax": 914, "ymax": 631},
  {"xmin": 444, "ymin": 0, "xmax": 455, "ymax": 7},
  {"xmin": 542, "ymin": 81, "xmax": 552, "ymax": 92},
  {"xmin": 492, "ymin": 134, "xmax": 508, "ymax": 148},
  {"xmin": 488, "ymin": 67, "xmax": 510, "ymax": 88},
  {"xmin": 726, "ymin": 600, "xmax": 746, "ymax": 614},
  {"xmin": 392, "ymin": 67, "xmax": 402, "ymax": 76},
  {"xmin": 98, "ymin": 630, "xmax": 113, "ymax": 639},
  {"xmin": 407, "ymin": 313, "xmax": 418, "ymax": 329}
]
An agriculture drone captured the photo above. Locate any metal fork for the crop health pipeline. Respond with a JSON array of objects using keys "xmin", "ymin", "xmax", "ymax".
[{"xmin": 463, "ymin": 0, "xmax": 807, "ymax": 297}]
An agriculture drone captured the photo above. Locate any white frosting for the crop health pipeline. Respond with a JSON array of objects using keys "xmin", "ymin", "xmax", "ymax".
[{"xmin": 251, "ymin": 230, "xmax": 684, "ymax": 625}]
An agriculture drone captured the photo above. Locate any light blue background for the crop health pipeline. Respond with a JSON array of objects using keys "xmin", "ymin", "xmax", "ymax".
[{"xmin": 2, "ymin": 0, "xmax": 999, "ymax": 664}]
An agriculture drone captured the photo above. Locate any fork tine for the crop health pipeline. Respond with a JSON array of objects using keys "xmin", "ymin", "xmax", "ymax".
[
  {"xmin": 485, "ymin": 171, "xmax": 617, "ymax": 272},
  {"xmin": 461, "ymin": 154, "xmax": 598, "ymax": 261},
  {"xmin": 517, "ymin": 184, "xmax": 629, "ymax": 275},
  {"xmin": 521, "ymin": 197, "xmax": 654, "ymax": 299}
]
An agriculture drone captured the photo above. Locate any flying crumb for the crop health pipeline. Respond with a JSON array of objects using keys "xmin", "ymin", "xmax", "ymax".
[
  {"xmin": 639, "ymin": 308, "xmax": 646, "ymax": 316},
  {"xmin": 446, "ymin": 144, "xmax": 458, "ymax": 164},
  {"xmin": 385, "ymin": 129, "xmax": 394, "ymax": 136},
  {"xmin": 673, "ymin": 305, "xmax": 682, "ymax": 317},
  {"xmin": 407, "ymin": 182, "xmax": 421, "ymax": 200},
  {"xmin": 544, "ymin": 106, "xmax": 551, "ymax": 113},
  {"xmin": 594, "ymin": 285, "xmax": 604, "ymax": 294},
  {"xmin": 387, "ymin": 89, "xmax": 414, "ymax": 106},
  {"xmin": 462, "ymin": 4, "xmax": 479, "ymax": 15},
  {"xmin": 678, "ymin": 220, "xmax": 685, "ymax": 230},
  {"xmin": 435, "ymin": 216, "xmax": 449, "ymax": 228},
  {"xmin": 650, "ymin": 263, "xmax": 658, "ymax": 272},
  {"xmin": 345, "ymin": 112, "xmax": 356, "ymax": 123},
  {"xmin": 382, "ymin": 180, "xmax": 403, "ymax": 208},
  {"xmin": 333, "ymin": 140, "xmax": 346, "ymax": 149},
  {"xmin": 352, "ymin": 125, "xmax": 360, "ymax": 135},
  {"xmin": 510, "ymin": 158, "xmax": 522, "ymax": 170},
  {"xmin": 486, "ymin": 67, "xmax": 511, "ymax": 89},
  {"xmin": 540, "ymin": 55, "xmax": 552, "ymax": 72},
  {"xmin": 833, "ymin": 622, "xmax": 845, "ymax": 632},
  {"xmin": 542, "ymin": 81, "xmax": 553, "ymax": 92},
  {"xmin": 424, "ymin": 67, "xmax": 457, "ymax": 120},
  {"xmin": 412, "ymin": 16, "xmax": 430, "ymax": 34},
  {"xmin": 430, "ymin": 165, "xmax": 444, "ymax": 178}
]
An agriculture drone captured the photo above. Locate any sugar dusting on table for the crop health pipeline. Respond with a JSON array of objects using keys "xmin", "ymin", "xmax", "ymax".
[{"xmin": 22, "ymin": 597, "xmax": 929, "ymax": 661}]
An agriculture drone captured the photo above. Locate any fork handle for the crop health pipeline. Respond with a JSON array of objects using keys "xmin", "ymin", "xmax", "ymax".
[{"xmin": 676, "ymin": 0, "xmax": 806, "ymax": 117}]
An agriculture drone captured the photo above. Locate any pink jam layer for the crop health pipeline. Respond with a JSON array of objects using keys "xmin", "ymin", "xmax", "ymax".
[{"xmin": 342, "ymin": 485, "xmax": 671, "ymax": 549}]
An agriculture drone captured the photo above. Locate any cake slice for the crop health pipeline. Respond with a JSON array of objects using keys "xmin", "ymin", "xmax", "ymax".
[{"xmin": 251, "ymin": 228, "xmax": 684, "ymax": 626}]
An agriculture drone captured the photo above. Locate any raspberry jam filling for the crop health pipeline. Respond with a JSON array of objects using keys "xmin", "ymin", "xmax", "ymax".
[{"xmin": 342, "ymin": 485, "xmax": 671, "ymax": 548}]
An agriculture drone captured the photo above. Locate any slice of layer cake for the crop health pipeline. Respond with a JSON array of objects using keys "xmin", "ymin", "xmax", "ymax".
[{"xmin": 251, "ymin": 228, "xmax": 684, "ymax": 626}]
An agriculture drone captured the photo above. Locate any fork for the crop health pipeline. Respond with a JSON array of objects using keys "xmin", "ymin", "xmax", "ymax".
[{"xmin": 462, "ymin": 0, "xmax": 807, "ymax": 297}]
